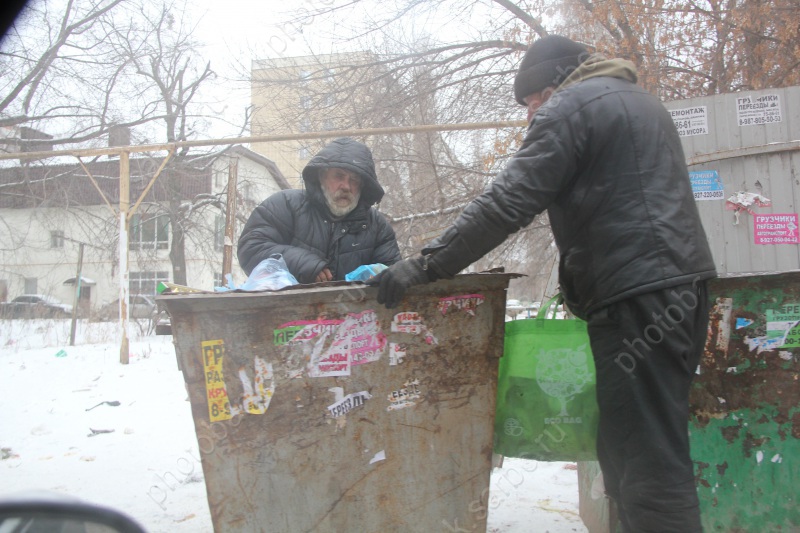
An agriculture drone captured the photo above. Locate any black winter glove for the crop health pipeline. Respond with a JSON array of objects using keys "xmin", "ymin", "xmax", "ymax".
[{"xmin": 366, "ymin": 255, "xmax": 435, "ymax": 308}]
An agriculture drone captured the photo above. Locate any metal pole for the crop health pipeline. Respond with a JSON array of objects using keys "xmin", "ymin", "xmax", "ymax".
[
  {"xmin": 222, "ymin": 158, "xmax": 238, "ymax": 280},
  {"xmin": 0, "ymin": 121, "xmax": 529, "ymax": 161},
  {"xmin": 69, "ymin": 242, "xmax": 85, "ymax": 346},
  {"xmin": 119, "ymin": 152, "xmax": 130, "ymax": 365}
]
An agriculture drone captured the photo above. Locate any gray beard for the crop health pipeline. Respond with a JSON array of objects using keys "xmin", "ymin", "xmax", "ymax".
[{"xmin": 323, "ymin": 189, "xmax": 360, "ymax": 217}]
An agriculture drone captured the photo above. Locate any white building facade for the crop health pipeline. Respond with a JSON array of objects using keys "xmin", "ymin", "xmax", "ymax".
[{"xmin": 0, "ymin": 146, "xmax": 288, "ymax": 314}]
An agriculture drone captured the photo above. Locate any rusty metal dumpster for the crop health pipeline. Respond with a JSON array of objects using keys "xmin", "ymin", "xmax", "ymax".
[
  {"xmin": 159, "ymin": 273, "xmax": 514, "ymax": 533},
  {"xmin": 690, "ymin": 271, "xmax": 800, "ymax": 531},
  {"xmin": 578, "ymin": 271, "xmax": 800, "ymax": 532}
]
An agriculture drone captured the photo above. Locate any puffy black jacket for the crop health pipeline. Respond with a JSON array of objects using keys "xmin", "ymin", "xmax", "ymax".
[
  {"xmin": 423, "ymin": 56, "xmax": 717, "ymax": 319},
  {"xmin": 238, "ymin": 138, "xmax": 401, "ymax": 283}
]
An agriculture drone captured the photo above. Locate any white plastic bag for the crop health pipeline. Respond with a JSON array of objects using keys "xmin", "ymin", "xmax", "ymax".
[{"xmin": 239, "ymin": 254, "xmax": 299, "ymax": 291}]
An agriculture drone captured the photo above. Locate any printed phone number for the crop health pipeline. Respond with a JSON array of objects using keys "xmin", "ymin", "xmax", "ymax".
[
  {"xmin": 738, "ymin": 115, "xmax": 781, "ymax": 126},
  {"xmin": 694, "ymin": 191, "xmax": 724, "ymax": 200},
  {"xmin": 758, "ymin": 237, "xmax": 798, "ymax": 244},
  {"xmin": 782, "ymin": 335, "xmax": 800, "ymax": 346}
]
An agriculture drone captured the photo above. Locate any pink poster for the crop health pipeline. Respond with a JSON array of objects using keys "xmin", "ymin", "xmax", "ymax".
[{"xmin": 754, "ymin": 213, "xmax": 799, "ymax": 245}]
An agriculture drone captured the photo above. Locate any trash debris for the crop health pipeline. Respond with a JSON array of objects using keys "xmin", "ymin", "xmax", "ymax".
[
  {"xmin": 1, "ymin": 447, "xmax": 19, "ymax": 460},
  {"xmin": 157, "ymin": 281, "xmax": 205, "ymax": 294},
  {"xmin": 87, "ymin": 428, "xmax": 115, "ymax": 437},
  {"xmin": 345, "ymin": 263, "xmax": 388, "ymax": 282},
  {"xmin": 725, "ymin": 191, "xmax": 771, "ymax": 224},
  {"xmin": 54, "ymin": 349, "xmax": 67, "ymax": 358},
  {"xmin": 85, "ymin": 401, "xmax": 121, "ymax": 411}
]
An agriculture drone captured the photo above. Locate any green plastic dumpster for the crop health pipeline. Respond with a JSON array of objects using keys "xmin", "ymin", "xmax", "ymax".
[
  {"xmin": 578, "ymin": 271, "xmax": 800, "ymax": 532},
  {"xmin": 159, "ymin": 273, "xmax": 515, "ymax": 532}
]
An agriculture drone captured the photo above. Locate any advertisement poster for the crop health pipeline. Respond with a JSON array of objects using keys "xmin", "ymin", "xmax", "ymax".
[
  {"xmin": 689, "ymin": 170, "xmax": 724, "ymax": 201},
  {"xmin": 670, "ymin": 106, "xmax": 708, "ymax": 136},
  {"xmin": 753, "ymin": 213, "xmax": 799, "ymax": 245},
  {"xmin": 736, "ymin": 94, "xmax": 782, "ymax": 126}
]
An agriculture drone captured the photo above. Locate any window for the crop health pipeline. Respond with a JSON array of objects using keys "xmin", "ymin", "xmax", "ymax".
[
  {"xmin": 24, "ymin": 277, "xmax": 37, "ymax": 294},
  {"xmin": 299, "ymin": 95, "xmax": 312, "ymax": 110},
  {"xmin": 299, "ymin": 118, "xmax": 311, "ymax": 133},
  {"xmin": 130, "ymin": 213, "xmax": 169, "ymax": 250},
  {"xmin": 130, "ymin": 271, "xmax": 169, "ymax": 296},
  {"xmin": 50, "ymin": 230, "xmax": 64, "ymax": 248},
  {"xmin": 214, "ymin": 272, "xmax": 224, "ymax": 289},
  {"xmin": 214, "ymin": 214, "xmax": 225, "ymax": 251},
  {"xmin": 298, "ymin": 145, "xmax": 311, "ymax": 159}
]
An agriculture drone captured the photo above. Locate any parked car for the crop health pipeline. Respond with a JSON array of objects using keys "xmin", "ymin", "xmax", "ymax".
[
  {"xmin": 0, "ymin": 294, "xmax": 73, "ymax": 319},
  {"xmin": 98, "ymin": 294, "xmax": 157, "ymax": 320}
]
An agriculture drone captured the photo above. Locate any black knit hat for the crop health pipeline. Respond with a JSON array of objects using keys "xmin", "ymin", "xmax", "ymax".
[{"xmin": 513, "ymin": 35, "xmax": 589, "ymax": 105}]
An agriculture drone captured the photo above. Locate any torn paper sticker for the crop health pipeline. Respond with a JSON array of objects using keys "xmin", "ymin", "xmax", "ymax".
[
  {"xmin": 725, "ymin": 191, "xmax": 771, "ymax": 224},
  {"xmin": 714, "ymin": 298, "xmax": 732, "ymax": 353},
  {"xmin": 389, "ymin": 343, "xmax": 406, "ymax": 366},
  {"xmin": 308, "ymin": 330, "xmax": 350, "ymax": 377},
  {"xmin": 238, "ymin": 356, "xmax": 275, "ymax": 415},
  {"xmin": 744, "ymin": 336, "xmax": 784, "ymax": 353},
  {"xmin": 369, "ymin": 450, "xmax": 386, "ymax": 464},
  {"xmin": 387, "ymin": 378, "xmax": 422, "ymax": 411},
  {"xmin": 275, "ymin": 319, "xmax": 344, "ymax": 378},
  {"xmin": 345, "ymin": 310, "xmax": 387, "ymax": 366},
  {"xmin": 201, "ymin": 339, "xmax": 232, "ymax": 422},
  {"xmin": 736, "ymin": 318, "xmax": 754, "ymax": 329},
  {"xmin": 274, "ymin": 319, "xmax": 342, "ymax": 346},
  {"xmin": 328, "ymin": 390, "xmax": 372, "ymax": 418},
  {"xmin": 438, "ymin": 294, "xmax": 485, "ymax": 316},
  {"xmin": 276, "ymin": 311, "xmax": 387, "ymax": 377},
  {"xmin": 391, "ymin": 312, "xmax": 438, "ymax": 345},
  {"xmin": 766, "ymin": 303, "xmax": 800, "ymax": 348}
]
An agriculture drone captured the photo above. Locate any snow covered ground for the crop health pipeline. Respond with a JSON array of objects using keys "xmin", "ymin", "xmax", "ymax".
[{"xmin": 0, "ymin": 319, "xmax": 587, "ymax": 533}]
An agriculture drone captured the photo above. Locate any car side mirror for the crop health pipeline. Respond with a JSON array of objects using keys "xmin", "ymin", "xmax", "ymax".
[{"xmin": 0, "ymin": 491, "xmax": 146, "ymax": 533}]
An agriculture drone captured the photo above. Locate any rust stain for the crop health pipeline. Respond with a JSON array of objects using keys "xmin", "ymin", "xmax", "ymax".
[{"xmin": 691, "ymin": 276, "xmax": 800, "ymax": 430}]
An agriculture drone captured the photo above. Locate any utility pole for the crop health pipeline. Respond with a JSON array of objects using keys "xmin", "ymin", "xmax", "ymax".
[
  {"xmin": 222, "ymin": 158, "xmax": 238, "ymax": 280},
  {"xmin": 69, "ymin": 242, "xmax": 85, "ymax": 346},
  {"xmin": 119, "ymin": 151, "xmax": 130, "ymax": 364}
]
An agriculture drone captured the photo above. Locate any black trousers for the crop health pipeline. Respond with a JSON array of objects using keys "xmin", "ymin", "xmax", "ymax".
[{"xmin": 586, "ymin": 280, "xmax": 709, "ymax": 533}]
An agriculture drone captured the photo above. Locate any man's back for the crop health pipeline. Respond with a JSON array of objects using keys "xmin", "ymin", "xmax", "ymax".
[{"xmin": 540, "ymin": 75, "xmax": 716, "ymax": 316}]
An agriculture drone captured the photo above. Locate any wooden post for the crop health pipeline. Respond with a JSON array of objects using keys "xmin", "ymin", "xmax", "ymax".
[
  {"xmin": 222, "ymin": 158, "xmax": 238, "ymax": 281},
  {"xmin": 69, "ymin": 242, "xmax": 85, "ymax": 346},
  {"xmin": 119, "ymin": 152, "xmax": 130, "ymax": 365}
]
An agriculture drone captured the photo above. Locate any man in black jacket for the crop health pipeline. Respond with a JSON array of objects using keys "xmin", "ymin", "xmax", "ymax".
[
  {"xmin": 370, "ymin": 36, "xmax": 716, "ymax": 532},
  {"xmin": 238, "ymin": 137, "xmax": 401, "ymax": 283}
]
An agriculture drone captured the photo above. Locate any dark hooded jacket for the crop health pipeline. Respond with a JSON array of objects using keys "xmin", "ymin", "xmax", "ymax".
[
  {"xmin": 423, "ymin": 55, "xmax": 717, "ymax": 319},
  {"xmin": 237, "ymin": 137, "xmax": 401, "ymax": 283}
]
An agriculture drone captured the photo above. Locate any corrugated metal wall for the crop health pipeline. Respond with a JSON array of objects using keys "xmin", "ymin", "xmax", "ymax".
[{"xmin": 663, "ymin": 86, "xmax": 800, "ymax": 274}]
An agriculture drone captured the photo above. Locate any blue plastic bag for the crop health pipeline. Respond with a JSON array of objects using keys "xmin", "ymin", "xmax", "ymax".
[{"xmin": 345, "ymin": 264, "xmax": 388, "ymax": 282}]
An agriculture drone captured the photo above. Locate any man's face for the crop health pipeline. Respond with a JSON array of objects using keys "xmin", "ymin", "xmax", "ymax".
[
  {"xmin": 320, "ymin": 167, "xmax": 362, "ymax": 217},
  {"xmin": 523, "ymin": 88, "xmax": 554, "ymax": 122}
]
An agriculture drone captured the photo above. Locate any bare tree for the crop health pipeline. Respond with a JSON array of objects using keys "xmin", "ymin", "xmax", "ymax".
[
  {"xmin": 1, "ymin": 0, "xmax": 231, "ymax": 289},
  {"xmin": 99, "ymin": 0, "xmax": 217, "ymax": 284},
  {"xmin": 252, "ymin": 0, "xmax": 798, "ymax": 299},
  {"xmin": 0, "ymin": 0, "xmax": 153, "ymax": 149}
]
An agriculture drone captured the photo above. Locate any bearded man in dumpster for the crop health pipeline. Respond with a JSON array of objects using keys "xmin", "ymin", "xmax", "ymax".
[
  {"xmin": 238, "ymin": 137, "xmax": 401, "ymax": 283},
  {"xmin": 368, "ymin": 35, "xmax": 717, "ymax": 532}
]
